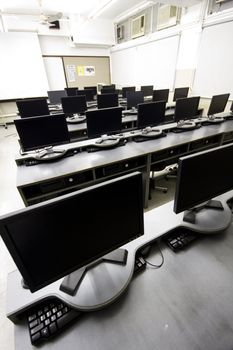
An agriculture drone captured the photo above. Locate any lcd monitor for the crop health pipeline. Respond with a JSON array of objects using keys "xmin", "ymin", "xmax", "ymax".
[
  {"xmin": 137, "ymin": 101, "xmax": 166, "ymax": 129},
  {"xmin": 14, "ymin": 114, "xmax": 70, "ymax": 152},
  {"xmin": 76, "ymin": 89, "xmax": 95, "ymax": 101},
  {"xmin": 86, "ymin": 107, "xmax": 122, "ymax": 139},
  {"xmin": 174, "ymin": 96, "xmax": 200, "ymax": 122},
  {"xmin": 153, "ymin": 89, "xmax": 169, "ymax": 103},
  {"xmin": 173, "ymin": 87, "xmax": 189, "ymax": 102},
  {"xmin": 101, "ymin": 88, "xmax": 116, "ymax": 94},
  {"xmin": 97, "ymin": 93, "xmax": 118, "ymax": 109},
  {"xmin": 65, "ymin": 87, "xmax": 78, "ymax": 96},
  {"xmin": 207, "ymin": 93, "xmax": 230, "ymax": 116},
  {"xmin": 126, "ymin": 91, "xmax": 144, "ymax": 110},
  {"xmin": 84, "ymin": 86, "xmax": 97, "ymax": 95},
  {"xmin": 48, "ymin": 90, "xmax": 67, "ymax": 105},
  {"xmin": 174, "ymin": 143, "xmax": 233, "ymax": 224},
  {"xmin": 122, "ymin": 86, "xmax": 136, "ymax": 98},
  {"xmin": 0, "ymin": 172, "xmax": 144, "ymax": 293},
  {"xmin": 16, "ymin": 98, "xmax": 50, "ymax": 118},
  {"xmin": 140, "ymin": 85, "xmax": 153, "ymax": 97},
  {"xmin": 102, "ymin": 84, "xmax": 116, "ymax": 90},
  {"xmin": 61, "ymin": 96, "xmax": 87, "ymax": 115}
]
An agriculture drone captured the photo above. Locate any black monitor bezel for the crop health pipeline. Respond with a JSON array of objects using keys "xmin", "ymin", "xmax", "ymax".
[
  {"xmin": 140, "ymin": 85, "xmax": 154, "ymax": 97},
  {"xmin": 47, "ymin": 90, "xmax": 67, "ymax": 105},
  {"xmin": 174, "ymin": 96, "xmax": 200, "ymax": 122},
  {"xmin": 122, "ymin": 87, "xmax": 136, "ymax": 98},
  {"xmin": 84, "ymin": 86, "xmax": 97, "ymax": 95},
  {"xmin": 14, "ymin": 114, "xmax": 70, "ymax": 151},
  {"xmin": 207, "ymin": 93, "xmax": 230, "ymax": 116},
  {"xmin": 0, "ymin": 172, "xmax": 144, "ymax": 293},
  {"xmin": 137, "ymin": 101, "xmax": 166, "ymax": 129},
  {"xmin": 16, "ymin": 98, "xmax": 50, "ymax": 118},
  {"xmin": 76, "ymin": 89, "xmax": 95, "ymax": 101},
  {"xmin": 97, "ymin": 93, "xmax": 118, "ymax": 109},
  {"xmin": 64, "ymin": 87, "xmax": 79, "ymax": 96},
  {"xmin": 61, "ymin": 95, "xmax": 87, "ymax": 114},
  {"xmin": 126, "ymin": 91, "xmax": 144, "ymax": 109},
  {"xmin": 173, "ymin": 87, "xmax": 189, "ymax": 102},
  {"xmin": 153, "ymin": 89, "xmax": 169, "ymax": 103}
]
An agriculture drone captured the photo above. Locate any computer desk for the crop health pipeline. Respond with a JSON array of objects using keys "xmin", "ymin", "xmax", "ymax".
[
  {"xmin": 10, "ymin": 189, "xmax": 233, "ymax": 350},
  {"xmin": 15, "ymin": 118, "xmax": 233, "ymax": 208}
]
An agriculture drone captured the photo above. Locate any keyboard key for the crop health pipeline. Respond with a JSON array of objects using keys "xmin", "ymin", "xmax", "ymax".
[
  {"xmin": 31, "ymin": 323, "xmax": 44, "ymax": 335},
  {"xmin": 49, "ymin": 322, "xmax": 57, "ymax": 334}
]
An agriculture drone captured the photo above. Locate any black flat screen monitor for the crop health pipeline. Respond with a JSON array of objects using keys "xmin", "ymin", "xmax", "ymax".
[
  {"xmin": 126, "ymin": 91, "xmax": 144, "ymax": 109},
  {"xmin": 0, "ymin": 172, "xmax": 144, "ymax": 293},
  {"xmin": 84, "ymin": 86, "xmax": 97, "ymax": 95},
  {"xmin": 76, "ymin": 89, "xmax": 95, "ymax": 101},
  {"xmin": 174, "ymin": 143, "xmax": 233, "ymax": 214},
  {"xmin": 173, "ymin": 87, "xmax": 189, "ymax": 102},
  {"xmin": 97, "ymin": 93, "xmax": 118, "ymax": 109},
  {"xmin": 86, "ymin": 106, "xmax": 122, "ymax": 139},
  {"xmin": 65, "ymin": 87, "xmax": 78, "ymax": 96},
  {"xmin": 101, "ymin": 88, "xmax": 116, "ymax": 94},
  {"xmin": 61, "ymin": 96, "xmax": 87, "ymax": 115},
  {"xmin": 140, "ymin": 85, "xmax": 153, "ymax": 97},
  {"xmin": 174, "ymin": 96, "xmax": 200, "ymax": 122},
  {"xmin": 153, "ymin": 89, "xmax": 169, "ymax": 103},
  {"xmin": 14, "ymin": 114, "xmax": 70, "ymax": 152},
  {"xmin": 207, "ymin": 93, "xmax": 230, "ymax": 116},
  {"xmin": 48, "ymin": 90, "xmax": 67, "ymax": 105},
  {"xmin": 102, "ymin": 84, "xmax": 116, "ymax": 90},
  {"xmin": 16, "ymin": 98, "xmax": 49, "ymax": 118},
  {"xmin": 122, "ymin": 87, "xmax": 136, "ymax": 98},
  {"xmin": 137, "ymin": 101, "xmax": 166, "ymax": 129}
]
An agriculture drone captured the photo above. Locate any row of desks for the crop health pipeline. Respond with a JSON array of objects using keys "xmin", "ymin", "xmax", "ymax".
[{"xmin": 16, "ymin": 118, "xmax": 233, "ymax": 207}]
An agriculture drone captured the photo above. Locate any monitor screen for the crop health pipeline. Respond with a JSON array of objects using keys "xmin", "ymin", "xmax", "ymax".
[
  {"xmin": 174, "ymin": 96, "xmax": 200, "ymax": 122},
  {"xmin": 48, "ymin": 90, "xmax": 67, "ymax": 105},
  {"xmin": 126, "ymin": 91, "xmax": 144, "ymax": 109},
  {"xmin": 84, "ymin": 86, "xmax": 97, "ymax": 95},
  {"xmin": 65, "ymin": 87, "xmax": 78, "ymax": 96},
  {"xmin": 76, "ymin": 89, "xmax": 95, "ymax": 101},
  {"xmin": 153, "ymin": 89, "xmax": 169, "ymax": 103},
  {"xmin": 140, "ymin": 86, "xmax": 153, "ymax": 97},
  {"xmin": 97, "ymin": 93, "xmax": 118, "ymax": 109},
  {"xmin": 101, "ymin": 88, "xmax": 116, "ymax": 94},
  {"xmin": 86, "ymin": 106, "xmax": 122, "ymax": 139},
  {"xmin": 16, "ymin": 98, "xmax": 49, "ymax": 118},
  {"xmin": 174, "ymin": 143, "xmax": 233, "ymax": 214},
  {"xmin": 61, "ymin": 96, "xmax": 87, "ymax": 115},
  {"xmin": 207, "ymin": 93, "xmax": 230, "ymax": 116},
  {"xmin": 122, "ymin": 86, "xmax": 136, "ymax": 98},
  {"xmin": 14, "ymin": 114, "xmax": 70, "ymax": 152},
  {"xmin": 102, "ymin": 84, "xmax": 116, "ymax": 90},
  {"xmin": 173, "ymin": 87, "xmax": 189, "ymax": 102},
  {"xmin": 137, "ymin": 101, "xmax": 166, "ymax": 129},
  {"xmin": 0, "ymin": 172, "xmax": 144, "ymax": 293}
]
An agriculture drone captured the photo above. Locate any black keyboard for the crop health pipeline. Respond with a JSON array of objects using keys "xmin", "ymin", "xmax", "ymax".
[
  {"xmin": 163, "ymin": 229, "xmax": 200, "ymax": 252},
  {"xmin": 27, "ymin": 298, "xmax": 81, "ymax": 345}
]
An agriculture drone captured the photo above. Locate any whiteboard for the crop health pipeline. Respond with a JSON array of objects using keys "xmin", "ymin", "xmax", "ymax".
[
  {"xmin": 111, "ymin": 35, "xmax": 180, "ymax": 89},
  {"xmin": 43, "ymin": 57, "xmax": 66, "ymax": 91},
  {"xmin": 0, "ymin": 32, "xmax": 49, "ymax": 100},
  {"xmin": 193, "ymin": 21, "xmax": 233, "ymax": 99}
]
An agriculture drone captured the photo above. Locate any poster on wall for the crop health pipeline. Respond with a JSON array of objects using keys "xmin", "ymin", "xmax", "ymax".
[
  {"xmin": 77, "ymin": 65, "xmax": 95, "ymax": 76},
  {"xmin": 67, "ymin": 65, "xmax": 76, "ymax": 82}
]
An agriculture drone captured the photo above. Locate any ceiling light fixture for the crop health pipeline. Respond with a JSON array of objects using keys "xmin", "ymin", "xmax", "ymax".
[{"xmin": 88, "ymin": 0, "xmax": 119, "ymax": 20}]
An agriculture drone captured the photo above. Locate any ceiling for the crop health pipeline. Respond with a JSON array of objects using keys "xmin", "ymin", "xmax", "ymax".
[{"xmin": 0, "ymin": 0, "xmax": 202, "ymax": 20}]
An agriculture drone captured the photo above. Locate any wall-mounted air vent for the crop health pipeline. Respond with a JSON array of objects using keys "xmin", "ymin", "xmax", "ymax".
[{"xmin": 131, "ymin": 14, "xmax": 145, "ymax": 39}]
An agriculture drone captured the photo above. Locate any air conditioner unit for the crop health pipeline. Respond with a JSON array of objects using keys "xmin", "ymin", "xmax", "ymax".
[
  {"xmin": 157, "ymin": 5, "xmax": 179, "ymax": 31},
  {"xmin": 131, "ymin": 14, "xmax": 145, "ymax": 39},
  {"xmin": 117, "ymin": 25, "xmax": 124, "ymax": 40}
]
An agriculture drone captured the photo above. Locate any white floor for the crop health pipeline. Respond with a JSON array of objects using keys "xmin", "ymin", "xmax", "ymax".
[{"xmin": 0, "ymin": 124, "xmax": 176, "ymax": 350}]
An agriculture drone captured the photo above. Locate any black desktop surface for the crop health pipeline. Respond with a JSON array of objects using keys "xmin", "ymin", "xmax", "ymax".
[
  {"xmin": 208, "ymin": 93, "xmax": 230, "ymax": 116},
  {"xmin": 61, "ymin": 95, "xmax": 87, "ymax": 115},
  {"xmin": 86, "ymin": 106, "xmax": 122, "ymax": 139},
  {"xmin": 14, "ymin": 114, "xmax": 70, "ymax": 152},
  {"xmin": 137, "ymin": 101, "xmax": 166, "ymax": 128},
  {"xmin": 16, "ymin": 98, "xmax": 50, "ymax": 118},
  {"xmin": 97, "ymin": 93, "xmax": 118, "ymax": 109},
  {"xmin": 174, "ymin": 96, "xmax": 200, "ymax": 122},
  {"xmin": 173, "ymin": 87, "xmax": 189, "ymax": 102},
  {"xmin": 0, "ymin": 172, "xmax": 144, "ymax": 293},
  {"xmin": 153, "ymin": 89, "xmax": 169, "ymax": 103},
  {"xmin": 48, "ymin": 90, "xmax": 67, "ymax": 105}
]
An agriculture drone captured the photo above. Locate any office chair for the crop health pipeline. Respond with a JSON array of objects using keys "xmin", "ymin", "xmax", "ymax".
[{"xmin": 149, "ymin": 162, "xmax": 168, "ymax": 199}]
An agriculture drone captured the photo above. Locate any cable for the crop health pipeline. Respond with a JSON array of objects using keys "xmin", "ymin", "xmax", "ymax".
[{"xmin": 144, "ymin": 243, "xmax": 164, "ymax": 269}]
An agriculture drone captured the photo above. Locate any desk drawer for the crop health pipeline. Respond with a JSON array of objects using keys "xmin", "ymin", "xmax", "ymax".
[
  {"xmin": 151, "ymin": 144, "xmax": 188, "ymax": 163},
  {"xmin": 189, "ymin": 135, "xmax": 220, "ymax": 151},
  {"xmin": 95, "ymin": 156, "xmax": 146, "ymax": 178},
  {"xmin": 222, "ymin": 131, "xmax": 233, "ymax": 144}
]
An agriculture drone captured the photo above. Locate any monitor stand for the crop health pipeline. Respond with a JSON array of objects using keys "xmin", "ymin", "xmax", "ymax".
[
  {"xmin": 176, "ymin": 120, "xmax": 197, "ymax": 130},
  {"xmin": 59, "ymin": 248, "xmax": 128, "ymax": 296},
  {"xmin": 66, "ymin": 114, "xmax": 86, "ymax": 124},
  {"xmin": 94, "ymin": 134, "xmax": 120, "ymax": 147},
  {"xmin": 207, "ymin": 115, "xmax": 225, "ymax": 123},
  {"xmin": 33, "ymin": 147, "xmax": 67, "ymax": 161},
  {"xmin": 141, "ymin": 126, "xmax": 162, "ymax": 137},
  {"xmin": 183, "ymin": 199, "xmax": 224, "ymax": 225}
]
